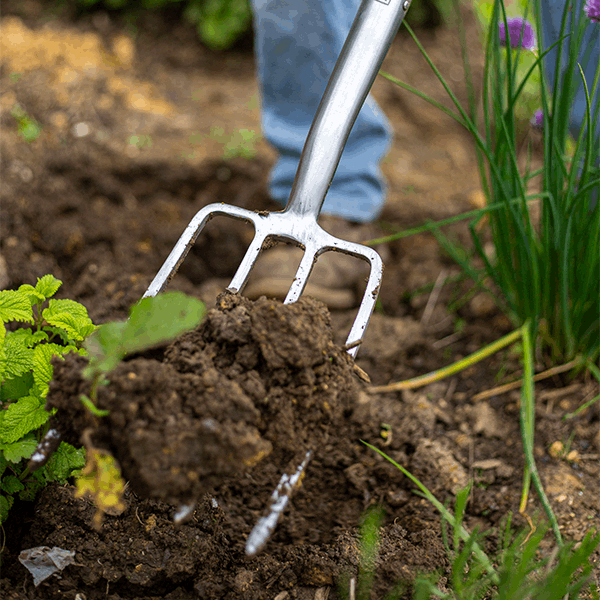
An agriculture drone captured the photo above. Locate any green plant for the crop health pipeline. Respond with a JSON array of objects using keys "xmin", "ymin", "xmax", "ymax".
[
  {"xmin": 383, "ymin": 0, "xmax": 599, "ymax": 364},
  {"xmin": 209, "ymin": 126, "xmax": 261, "ymax": 159},
  {"xmin": 372, "ymin": 0, "xmax": 599, "ymax": 546},
  {"xmin": 11, "ymin": 104, "xmax": 42, "ymax": 143},
  {"xmin": 0, "ymin": 275, "xmax": 96, "ymax": 524},
  {"xmin": 184, "ymin": 0, "xmax": 251, "ymax": 50},
  {"xmin": 128, "ymin": 134, "xmax": 153, "ymax": 150},
  {"xmin": 72, "ymin": 291, "xmax": 206, "ymax": 521},
  {"xmin": 363, "ymin": 445, "xmax": 600, "ymax": 599},
  {"xmin": 82, "ymin": 291, "xmax": 205, "ymax": 407},
  {"xmin": 73, "ymin": 0, "xmax": 252, "ymax": 50}
]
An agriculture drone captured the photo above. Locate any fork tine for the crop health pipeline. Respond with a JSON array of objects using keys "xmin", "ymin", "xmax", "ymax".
[
  {"xmin": 344, "ymin": 246, "xmax": 382, "ymax": 358},
  {"xmin": 283, "ymin": 246, "xmax": 318, "ymax": 304},
  {"xmin": 227, "ymin": 231, "xmax": 267, "ymax": 293}
]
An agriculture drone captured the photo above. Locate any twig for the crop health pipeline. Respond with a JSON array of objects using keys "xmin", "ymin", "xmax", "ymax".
[
  {"xmin": 432, "ymin": 331, "xmax": 464, "ymax": 350},
  {"xmin": 472, "ymin": 360, "xmax": 579, "ymax": 401},
  {"xmin": 349, "ymin": 577, "xmax": 356, "ymax": 600},
  {"xmin": 421, "ymin": 269, "xmax": 448, "ymax": 326}
]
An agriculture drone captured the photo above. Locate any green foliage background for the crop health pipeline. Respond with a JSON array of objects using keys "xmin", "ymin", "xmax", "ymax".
[
  {"xmin": 70, "ymin": 0, "xmax": 253, "ymax": 49},
  {"xmin": 59, "ymin": 0, "xmax": 454, "ymax": 50}
]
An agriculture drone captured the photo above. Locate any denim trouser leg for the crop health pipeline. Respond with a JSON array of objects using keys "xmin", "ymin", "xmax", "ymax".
[
  {"xmin": 539, "ymin": 0, "xmax": 599, "ymax": 148},
  {"xmin": 250, "ymin": 0, "xmax": 393, "ymax": 223}
]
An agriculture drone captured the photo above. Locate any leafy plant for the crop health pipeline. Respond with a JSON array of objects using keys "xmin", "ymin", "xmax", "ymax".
[
  {"xmin": 363, "ymin": 444, "xmax": 600, "ymax": 599},
  {"xmin": 128, "ymin": 134, "xmax": 153, "ymax": 150},
  {"xmin": 11, "ymin": 104, "xmax": 42, "ymax": 143},
  {"xmin": 209, "ymin": 126, "xmax": 261, "ymax": 159},
  {"xmin": 72, "ymin": 291, "xmax": 206, "ymax": 522},
  {"xmin": 0, "ymin": 275, "xmax": 96, "ymax": 524},
  {"xmin": 184, "ymin": 0, "xmax": 251, "ymax": 50}
]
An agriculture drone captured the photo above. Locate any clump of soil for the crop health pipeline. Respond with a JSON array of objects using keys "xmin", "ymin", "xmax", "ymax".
[{"xmin": 48, "ymin": 293, "xmax": 361, "ymax": 506}]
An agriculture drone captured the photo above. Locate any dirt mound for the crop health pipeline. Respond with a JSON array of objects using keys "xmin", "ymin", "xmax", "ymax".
[{"xmin": 49, "ymin": 293, "xmax": 360, "ymax": 506}]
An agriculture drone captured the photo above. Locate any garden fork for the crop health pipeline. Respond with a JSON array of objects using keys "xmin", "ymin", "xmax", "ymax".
[{"xmin": 144, "ymin": 0, "xmax": 413, "ymax": 358}]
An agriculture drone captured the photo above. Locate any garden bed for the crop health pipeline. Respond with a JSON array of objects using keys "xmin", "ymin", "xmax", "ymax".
[{"xmin": 1, "ymin": 2, "xmax": 598, "ymax": 598}]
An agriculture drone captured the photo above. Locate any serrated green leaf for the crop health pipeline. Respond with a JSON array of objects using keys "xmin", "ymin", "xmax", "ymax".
[
  {"xmin": 35, "ymin": 274, "xmax": 62, "ymax": 300},
  {"xmin": 7, "ymin": 328, "xmax": 49, "ymax": 349},
  {"xmin": 1, "ymin": 331, "xmax": 34, "ymax": 380},
  {"xmin": 17, "ymin": 283, "xmax": 45, "ymax": 305},
  {"xmin": 0, "ymin": 372, "xmax": 34, "ymax": 402},
  {"xmin": 123, "ymin": 292, "xmax": 205, "ymax": 354},
  {"xmin": 32, "ymin": 343, "xmax": 70, "ymax": 398},
  {"xmin": 6, "ymin": 328, "xmax": 48, "ymax": 349},
  {"xmin": 79, "ymin": 322, "xmax": 98, "ymax": 340},
  {"xmin": 0, "ymin": 329, "xmax": 6, "ymax": 382},
  {"xmin": 1, "ymin": 435, "xmax": 38, "ymax": 462},
  {"xmin": 18, "ymin": 471, "xmax": 45, "ymax": 501},
  {"xmin": 30, "ymin": 330, "xmax": 49, "ymax": 346},
  {"xmin": 43, "ymin": 443, "xmax": 86, "ymax": 482},
  {"xmin": 1, "ymin": 474, "xmax": 25, "ymax": 494},
  {"xmin": 0, "ymin": 397, "xmax": 49, "ymax": 444},
  {"xmin": 0, "ymin": 494, "xmax": 14, "ymax": 524},
  {"xmin": 0, "ymin": 290, "xmax": 33, "ymax": 323},
  {"xmin": 43, "ymin": 299, "xmax": 97, "ymax": 342},
  {"xmin": 43, "ymin": 325, "xmax": 70, "ymax": 345}
]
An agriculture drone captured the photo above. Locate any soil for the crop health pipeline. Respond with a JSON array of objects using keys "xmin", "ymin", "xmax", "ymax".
[{"xmin": 1, "ymin": 2, "xmax": 599, "ymax": 599}]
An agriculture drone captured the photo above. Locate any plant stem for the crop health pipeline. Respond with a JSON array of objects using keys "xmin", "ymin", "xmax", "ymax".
[
  {"xmin": 519, "ymin": 321, "xmax": 562, "ymax": 544},
  {"xmin": 368, "ymin": 328, "xmax": 521, "ymax": 393}
]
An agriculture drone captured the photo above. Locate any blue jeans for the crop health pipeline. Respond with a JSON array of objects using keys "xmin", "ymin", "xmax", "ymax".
[
  {"xmin": 250, "ymin": 0, "xmax": 599, "ymax": 223},
  {"xmin": 539, "ymin": 0, "xmax": 599, "ymax": 148},
  {"xmin": 250, "ymin": 0, "xmax": 392, "ymax": 223}
]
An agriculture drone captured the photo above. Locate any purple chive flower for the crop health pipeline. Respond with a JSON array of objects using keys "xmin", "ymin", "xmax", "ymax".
[
  {"xmin": 584, "ymin": 0, "xmax": 600, "ymax": 22},
  {"xmin": 530, "ymin": 109, "xmax": 544, "ymax": 129},
  {"xmin": 498, "ymin": 17, "xmax": 537, "ymax": 50}
]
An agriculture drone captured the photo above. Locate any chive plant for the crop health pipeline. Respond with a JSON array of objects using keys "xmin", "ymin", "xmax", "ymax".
[
  {"xmin": 381, "ymin": 0, "xmax": 599, "ymax": 366},
  {"xmin": 471, "ymin": 0, "xmax": 599, "ymax": 365},
  {"xmin": 375, "ymin": 0, "xmax": 599, "ymax": 547}
]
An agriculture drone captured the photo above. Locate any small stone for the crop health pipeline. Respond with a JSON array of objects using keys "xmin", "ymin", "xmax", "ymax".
[
  {"xmin": 549, "ymin": 441, "xmax": 564, "ymax": 458},
  {"xmin": 566, "ymin": 450, "xmax": 579, "ymax": 462},
  {"xmin": 233, "ymin": 569, "xmax": 253, "ymax": 593},
  {"xmin": 469, "ymin": 292, "xmax": 496, "ymax": 317},
  {"xmin": 72, "ymin": 122, "xmax": 90, "ymax": 137}
]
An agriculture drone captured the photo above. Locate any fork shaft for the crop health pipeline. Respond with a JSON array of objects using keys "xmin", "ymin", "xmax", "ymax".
[{"xmin": 284, "ymin": 0, "xmax": 412, "ymax": 220}]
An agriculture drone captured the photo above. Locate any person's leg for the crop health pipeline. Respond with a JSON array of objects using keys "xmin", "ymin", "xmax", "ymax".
[
  {"xmin": 539, "ymin": 0, "xmax": 599, "ymax": 146},
  {"xmin": 250, "ymin": 0, "xmax": 392, "ymax": 223}
]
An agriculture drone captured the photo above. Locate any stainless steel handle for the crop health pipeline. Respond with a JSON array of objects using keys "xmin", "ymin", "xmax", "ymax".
[{"xmin": 284, "ymin": 0, "xmax": 412, "ymax": 220}]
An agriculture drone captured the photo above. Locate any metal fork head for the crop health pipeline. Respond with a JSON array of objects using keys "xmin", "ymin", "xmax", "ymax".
[{"xmin": 143, "ymin": 202, "xmax": 383, "ymax": 357}]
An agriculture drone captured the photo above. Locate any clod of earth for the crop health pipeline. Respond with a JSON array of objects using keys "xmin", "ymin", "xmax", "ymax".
[{"xmin": 48, "ymin": 293, "xmax": 361, "ymax": 508}]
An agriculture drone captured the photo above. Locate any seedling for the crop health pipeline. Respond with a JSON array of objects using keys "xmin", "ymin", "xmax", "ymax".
[
  {"xmin": 72, "ymin": 291, "xmax": 206, "ymax": 524},
  {"xmin": 128, "ymin": 134, "xmax": 152, "ymax": 150},
  {"xmin": 209, "ymin": 126, "xmax": 261, "ymax": 160},
  {"xmin": 362, "ymin": 444, "xmax": 600, "ymax": 599},
  {"xmin": 0, "ymin": 275, "xmax": 95, "ymax": 523},
  {"xmin": 11, "ymin": 104, "xmax": 42, "ymax": 143}
]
